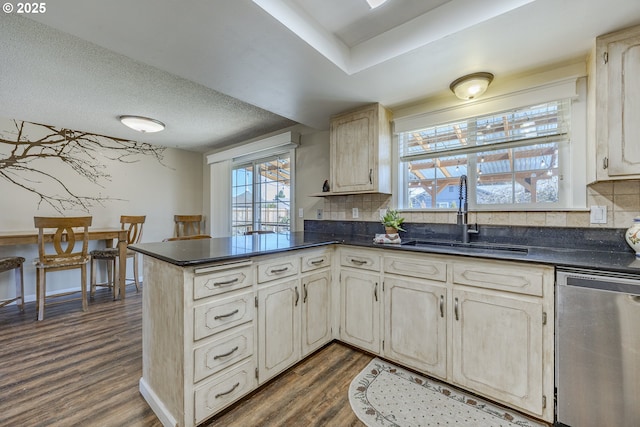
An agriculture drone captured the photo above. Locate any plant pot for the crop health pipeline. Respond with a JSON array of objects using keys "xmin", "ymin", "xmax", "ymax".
[{"xmin": 385, "ymin": 226, "xmax": 398, "ymax": 235}]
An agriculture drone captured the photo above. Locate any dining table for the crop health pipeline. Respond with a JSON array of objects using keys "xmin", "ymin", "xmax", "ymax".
[{"xmin": 0, "ymin": 228, "xmax": 129, "ymax": 299}]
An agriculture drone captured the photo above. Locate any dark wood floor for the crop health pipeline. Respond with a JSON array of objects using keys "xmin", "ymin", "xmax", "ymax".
[{"xmin": 0, "ymin": 289, "xmax": 370, "ymax": 426}]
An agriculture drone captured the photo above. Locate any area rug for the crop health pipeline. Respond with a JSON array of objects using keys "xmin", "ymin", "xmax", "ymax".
[{"xmin": 349, "ymin": 358, "xmax": 548, "ymax": 427}]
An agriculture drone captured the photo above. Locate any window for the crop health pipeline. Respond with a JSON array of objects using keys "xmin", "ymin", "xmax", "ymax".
[
  {"xmin": 397, "ymin": 99, "xmax": 572, "ymax": 210},
  {"xmin": 231, "ymin": 154, "xmax": 291, "ymax": 235}
]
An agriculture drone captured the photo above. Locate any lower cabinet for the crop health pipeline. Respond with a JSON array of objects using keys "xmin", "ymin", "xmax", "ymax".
[
  {"xmin": 451, "ymin": 288, "xmax": 544, "ymax": 416},
  {"xmin": 384, "ymin": 277, "xmax": 447, "ymax": 379},
  {"xmin": 301, "ymin": 270, "xmax": 332, "ymax": 357},
  {"xmin": 257, "ymin": 251, "xmax": 333, "ymax": 384},
  {"xmin": 340, "ymin": 268, "xmax": 381, "ymax": 353},
  {"xmin": 257, "ymin": 279, "xmax": 301, "ymax": 384}
]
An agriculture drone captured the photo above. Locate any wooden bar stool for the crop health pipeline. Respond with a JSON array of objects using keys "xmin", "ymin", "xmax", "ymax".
[
  {"xmin": 174, "ymin": 215, "xmax": 203, "ymax": 238},
  {"xmin": 90, "ymin": 215, "xmax": 145, "ymax": 299},
  {"xmin": 0, "ymin": 256, "xmax": 25, "ymax": 312},
  {"xmin": 34, "ymin": 216, "xmax": 92, "ymax": 321}
]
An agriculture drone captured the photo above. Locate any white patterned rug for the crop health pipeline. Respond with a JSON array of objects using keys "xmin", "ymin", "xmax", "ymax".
[{"xmin": 349, "ymin": 358, "xmax": 548, "ymax": 427}]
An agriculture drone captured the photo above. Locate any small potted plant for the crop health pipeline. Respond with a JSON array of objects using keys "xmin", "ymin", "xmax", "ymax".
[{"xmin": 381, "ymin": 209, "xmax": 405, "ymax": 234}]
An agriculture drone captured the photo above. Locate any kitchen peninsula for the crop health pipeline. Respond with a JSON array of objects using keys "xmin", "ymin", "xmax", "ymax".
[{"xmin": 130, "ymin": 226, "xmax": 639, "ymax": 426}]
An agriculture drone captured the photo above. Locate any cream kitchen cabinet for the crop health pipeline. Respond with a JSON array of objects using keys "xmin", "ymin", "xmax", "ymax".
[
  {"xmin": 257, "ymin": 278, "xmax": 301, "ymax": 384},
  {"xmin": 593, "ymin": 24, "xmax": 640, "ymax": 180},
  {"xmin": 329, "ymin": 103, "xmax": 392, "ymax": 194},
  {"xmin": 383, "ymin": 254, "xmax": 448, "ymax": 379},
  {"xmin": 257, "ymin": 250, "xmax": 333, "ymax": 384},
  {"xmin": 339, "ymin": 248, "xmax": 381, "ymax": 353},
  {"xmin": 450, "ymin": 258, "xmax": 554, "ymax": 422},
  {"xmin": 139, "ymin": 257, "xmax": 257, "ymax": 427},
  {"xmin": 301, "ymin": 269, "xmax": 332, "ymax": 357}
]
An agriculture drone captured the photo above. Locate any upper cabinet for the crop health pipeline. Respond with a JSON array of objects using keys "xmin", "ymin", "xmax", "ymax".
[
  {"xmin": 329, "ymin": 103, "xmax": 392, "ymax": 194},
  {"xmin": 593, "ymin": 24, "xmax": 640, "ymax": 181}
]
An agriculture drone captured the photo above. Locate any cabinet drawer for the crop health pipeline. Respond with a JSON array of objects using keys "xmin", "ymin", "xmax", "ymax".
[
  {"xmin": 301, "ymin": 250, "xmax": 331, "ymax": 272},
  {"xmin": 194, "ymin": 325, "xmax": 254, "ymax": 382},
  {"xmin": 340, "ymin": 251, "xmax": 380, "ymax": 271},
  {"xmin": 453, "ymin": 259, "xmax": 547, "ymax": 297},
  {"xmin": 257, "ymin": 257, "xmax": 298, "ymax": 283},
  {"xmin": 194, "ymin": 291, "xmax": 254, "ymax": 340},
  {"xmin": 384, "ymin": 255, "xmax": 447, "ymax": 282},
  {"xmin": 193, "ymin": 265, "xmax": 252, "ymax": 300},
  {"xmin": 194, "ymin": 359, "xmax": 257, "ymax": 423}
]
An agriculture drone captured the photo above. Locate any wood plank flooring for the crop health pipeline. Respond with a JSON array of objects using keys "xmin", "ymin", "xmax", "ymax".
[{"xmin": 0, "ymin": 289, "xmax": 370, "ymax": 426}]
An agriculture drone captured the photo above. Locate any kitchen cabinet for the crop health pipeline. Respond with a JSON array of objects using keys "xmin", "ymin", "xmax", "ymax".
[
  {"xmin": 301, "ymin": 270, "xmax": 332, "ymax": 357},
  {"xmin": 257, "ymin": 278, "xmax": 300, "ymax": 384},
  {"xmin": 257, "ymin": 250, "xmax": 333, "ymax": 383},
  {"xmin": 383, "ymin": 254, "xmax": 447, "ymax": 379},
  {"xmin": 329, "ymin": 103, "xmax": 392, "ymax": 194},
  {"xmin": 593, "ymin": 24, "xmax": 640, "ymax": 180},
  {"xmin": 139, "ymin": 257, "xmax": 257, "ymax": 427},
  {"xmin": 450, "ymin": 258, "xmax": 553, "ymax": 421},
  {"xmin": 339, "ymin": 248, "xmax": 381, "ymax": 353}
]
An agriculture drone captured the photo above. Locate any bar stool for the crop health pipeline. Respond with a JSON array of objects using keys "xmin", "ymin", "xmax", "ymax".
[
  {"xmin": 90, "ymin": 215, "xmax": 145, "ymax": 299},
  {"xmin": 0, "ymin": 256, "xmax": 25, "ymax": 312},
  {"xmin": 174, "ymin": 215, "xmax": 203, "ymax": 238}
]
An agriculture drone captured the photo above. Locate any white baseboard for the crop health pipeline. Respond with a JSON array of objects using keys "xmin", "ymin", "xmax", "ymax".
[{"xmin": 139, "ymin": 377, "xmax": 177, "ymax": 427}]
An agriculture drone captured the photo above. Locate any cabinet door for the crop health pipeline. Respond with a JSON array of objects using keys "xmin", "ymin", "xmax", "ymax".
[
  {"xmin": 384, "ymin": 278, "xmax": 447, "ymax": 379},
  {"xmin": 452, "ymin": 289, "xmax": 545, "ymax": 417},
  {"xmin": 605, "ymin": 32, "xmax": 640, "ymax": 176},
  {"xmin": 301, "ymin": 270, "xmax": 332, "ymax": 357},
  {"xmin": 330, "ymin": 107, "xmax": 376, "ymax": 193},
  {"xmin": 340, "ymin": 270, "xmax": 380, "ymax": 353},
  {"xmin": 257, "ymin": 279, "xmax": 300, "ymax": 384}
]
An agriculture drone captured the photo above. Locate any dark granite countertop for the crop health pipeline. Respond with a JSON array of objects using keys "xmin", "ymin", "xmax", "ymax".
[{"xmin": 130, "ymin": 228, "xmax": 640, "ymax": 274}]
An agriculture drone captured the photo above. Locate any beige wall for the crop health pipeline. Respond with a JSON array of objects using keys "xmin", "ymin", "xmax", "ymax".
[{"xmin": 0, "ymin": 117, "xmax": 204, "ymax": 300}]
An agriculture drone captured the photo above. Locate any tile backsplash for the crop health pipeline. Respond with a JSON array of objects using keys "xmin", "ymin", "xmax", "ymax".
[{"xmin": 320, "ymin": 180, "xmax": 640, "ymax": 228}]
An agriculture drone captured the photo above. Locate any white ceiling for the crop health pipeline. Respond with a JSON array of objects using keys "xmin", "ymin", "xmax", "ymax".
[{"xmin": 1, "ymin": 0, "xmax": 640, "ymax": 152}]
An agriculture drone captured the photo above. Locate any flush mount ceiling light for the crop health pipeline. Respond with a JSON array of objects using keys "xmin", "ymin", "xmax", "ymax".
[
  {"xmin": 118, "ymin": 115, "xmax": 165, "ymax": 133},
  {"xmin": 366, "ymin": 0, "xmax": 388, "ymax": 9},
  {"xmin": 449, "ymin": 72, "xmax": 494, "ymax": 100}
]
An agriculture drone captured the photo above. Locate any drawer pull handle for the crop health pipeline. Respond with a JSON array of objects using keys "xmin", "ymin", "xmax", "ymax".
[
  {"xmin": 454, "ymin": 297, "xmax": 459, "ymax": 321},
  {"xmin": 439, "ymin": 295, "xmax": 444, "ymax": 318},
  {"xmin": 350, "ymin": 258, "xmax": 367, "ymax": 265},
  {"xmin": 215, "ymin": 382, "xmax": 240, "ymax": 399},
  {"xmin": 213, "ymin": 277, "xmax": 239, "ymax": 287},
  {"xmin": 270, "ymin": 267, "xmax": 289, "ymax": 274},
  {"xmin": 310, "ymin": 259, "xmax": 324, "ymax": 265},
  {"xmin": 213, "ymin": 346, "xmax": 239, "ymax": 360},
  {"xmin": 214, "ymin": 309, "xmax": 239, "ymax": 320}
]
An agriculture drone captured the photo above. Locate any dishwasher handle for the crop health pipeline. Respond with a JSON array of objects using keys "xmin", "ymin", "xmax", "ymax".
[{"xmin": 565, "ymin": 275, "xmax": 640, "ymax": 296}]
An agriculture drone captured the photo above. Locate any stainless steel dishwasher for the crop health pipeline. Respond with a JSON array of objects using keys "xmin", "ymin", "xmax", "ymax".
[{"xmin": 556, "ymin": 267, "xmax": 640, "ymax": 427}]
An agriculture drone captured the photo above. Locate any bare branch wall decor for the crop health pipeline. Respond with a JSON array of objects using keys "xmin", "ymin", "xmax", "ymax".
[{"xmin": 0, "ymin": 119, "xmax": 168, "ymax": 213}]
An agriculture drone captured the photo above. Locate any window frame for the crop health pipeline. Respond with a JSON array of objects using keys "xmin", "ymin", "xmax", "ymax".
[{"xmin": 394, "ymin": 78, "xmax": 586, "ymax": 212}]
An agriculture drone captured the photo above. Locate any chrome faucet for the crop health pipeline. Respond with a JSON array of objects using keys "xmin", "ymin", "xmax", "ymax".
[{"xmin": 456, "ymin": 175, "xmax": 478, "ymax": 243}]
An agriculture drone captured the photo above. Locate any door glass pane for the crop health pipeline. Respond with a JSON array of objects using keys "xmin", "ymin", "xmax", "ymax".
[{"xmin": 233, "ymin": 154, "xmax": 291, "ymax": 235}]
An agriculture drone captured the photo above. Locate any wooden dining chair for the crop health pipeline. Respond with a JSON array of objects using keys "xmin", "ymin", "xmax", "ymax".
[
  {"xmin": 90, "ymin": 215, "xmax": 146, "ymax": 299},
  {"xmin": 34, "ymin": 216, "xmax": 92, "ymax": 321},
  {"xmin": 174, "ymin": 215, "xmax": 203, "ymax": 238},
  {"xmin": 0, "ymin": 256, "xmax": 25, "ymax": 312}
]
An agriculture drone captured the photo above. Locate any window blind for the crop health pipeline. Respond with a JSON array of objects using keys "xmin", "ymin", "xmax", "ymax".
[{"xmin": 399, "ymin": 99, "xmax": 571, "ymax": 162}]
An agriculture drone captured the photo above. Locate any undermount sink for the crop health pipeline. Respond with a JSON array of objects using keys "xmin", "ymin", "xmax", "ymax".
[{"xmin": 400, "ymin": 239, "xmax": 529, "ymax": 255}]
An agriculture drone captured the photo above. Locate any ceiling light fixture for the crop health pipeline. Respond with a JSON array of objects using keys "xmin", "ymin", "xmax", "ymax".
[
  {"xmin": 450, "ymin": 72, "xmax": 494, "ymax": 100},
  {"xmin": 119, "ymin": 115, "xmax": 165, "ymax": 133},
  {"xmin": 366, "ymin": 0, "xmax": 388, "ymax": 9}
]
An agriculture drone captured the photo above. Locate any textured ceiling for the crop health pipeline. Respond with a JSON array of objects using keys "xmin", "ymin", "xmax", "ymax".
[{"xmin": 1, "ymin": 0, "xmax": 640, "ymax": 152}]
